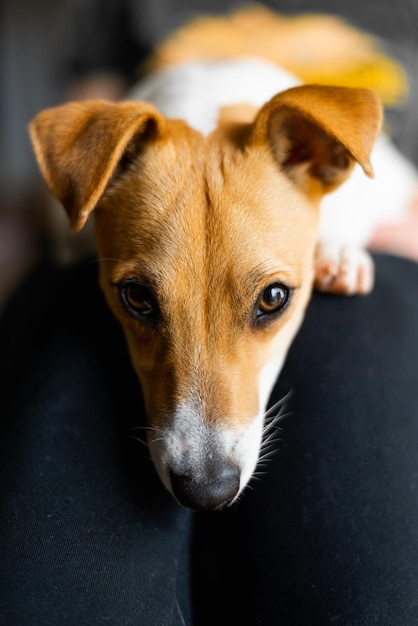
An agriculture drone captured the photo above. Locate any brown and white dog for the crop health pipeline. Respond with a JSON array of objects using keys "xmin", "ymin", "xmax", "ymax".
[{"xmin": 29, "ymin": 14, "xmax": 417, "ymax": 510}]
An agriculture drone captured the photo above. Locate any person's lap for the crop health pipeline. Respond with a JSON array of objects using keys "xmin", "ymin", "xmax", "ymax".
[
  {"xmin": 0, "ymin": 262, "xmax": 193, "ymax": 625},
  {"xmin": 194, "ymin": 254, "xmax": 418, "ymax": 624},
  {"xmin": 1, "ymin": 254, "xmax": 417, "ymax": 624}
]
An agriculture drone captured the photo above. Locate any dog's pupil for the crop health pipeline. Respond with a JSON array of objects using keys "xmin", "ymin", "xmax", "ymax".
[
  {"xmin": 260, "ymin": 284, "xmax": 286, "ymax": 313},
  {"xmin": 265, "ymin": 286, "xmax": 281, "ymax": 306},
  {"xmin": 127, "ymin": 284, "xmax": 153, "ymax": 314}
]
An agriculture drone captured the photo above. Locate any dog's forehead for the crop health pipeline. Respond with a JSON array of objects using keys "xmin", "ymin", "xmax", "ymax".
[{"xmin": 96, "ymin": 125, "xmax": 318, "ymax": 289}]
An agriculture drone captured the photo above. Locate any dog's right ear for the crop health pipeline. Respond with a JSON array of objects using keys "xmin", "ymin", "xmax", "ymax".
[{"xmin": 29, "ymin": 100, "xmax": 165, "ymax": 231}]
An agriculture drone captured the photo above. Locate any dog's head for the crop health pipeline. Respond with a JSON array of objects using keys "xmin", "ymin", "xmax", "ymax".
[{"xmin": 30, "ymin": 85, "xmax": 381, "ymax": 509}]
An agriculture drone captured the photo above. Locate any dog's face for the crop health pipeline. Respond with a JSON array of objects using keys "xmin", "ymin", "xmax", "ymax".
[
  {"xmin": 30, "ymin": 86, "xmax": 381, "ymax": 509},
  {"xmin": 95, "ymin": 122, "xmax": 319, "ymax": 507}
]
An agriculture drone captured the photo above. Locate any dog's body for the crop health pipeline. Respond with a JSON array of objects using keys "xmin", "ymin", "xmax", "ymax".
[{"xmin": 30, "ymin": 17, "xmax": 417, "ymax": 510}]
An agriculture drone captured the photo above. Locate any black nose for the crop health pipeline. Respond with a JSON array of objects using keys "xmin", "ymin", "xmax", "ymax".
[{"xmin": 169, "ymin": 463, "xmax": 240, "ymax": 510}]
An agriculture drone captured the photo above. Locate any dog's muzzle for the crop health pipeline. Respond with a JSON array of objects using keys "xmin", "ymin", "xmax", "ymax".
[
  {"xmin": 169, "ymin": 461, "xmax": 240, "ymax": 510},
  {"xmin": 151, "ymin": 403, "xmax": 263, "ymax": 510}
]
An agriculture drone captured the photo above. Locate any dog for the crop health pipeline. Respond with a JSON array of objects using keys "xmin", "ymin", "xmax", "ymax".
[{"xmin": 29, "ymin": 11, "xmax": 417, "ymax": 510}]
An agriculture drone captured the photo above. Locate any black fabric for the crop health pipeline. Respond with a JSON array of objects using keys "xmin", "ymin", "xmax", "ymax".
[
  {"xmin": 192, "ymin": 254, "xmax": 418, "ymax": 625},
  {"xmin": 1, "ymin": 255, "xmax": 418, "ymax": 624},
  {"xmin": 0, "ymin": 261, "xmax": 193, "ymax": 626}
]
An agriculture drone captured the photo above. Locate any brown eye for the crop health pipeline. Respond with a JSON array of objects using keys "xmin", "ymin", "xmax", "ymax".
[
  {"xmin": 256, "ymin": 283, "xmax": 289, "ymax": 318},
  {"xmin": 120, "ymin": 281, "xmax": 156, "ymax": 319}
]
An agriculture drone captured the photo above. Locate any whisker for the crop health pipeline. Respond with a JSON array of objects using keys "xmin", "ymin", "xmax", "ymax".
[
  {"xmin": 83, "ymin": 258, "xmax": 101, "ymax": 267},
  {"xmin": 258, "ymin": 445, "xmax": 282, "ymax": 461},
  {"xmin": 264, "ymin": 389, "xmax": 293, "ymax": 420},
  {"xmin": 263, "ymin": 411, "xmax": 293, "ymax": 438},
  {"xmin": 263, "ymin": 403, "xmax": 292, "ymax": 435},
  {"xmin": 251, "ymin": 388, "xmax": 294, "ymax": 483},
  {"xmin": 128, "ymin": 425, "xmax": 163, "ymax": 434},
  {"xmin": 259, "ymin": 438, "xmax": 278, "ymax": 454},
  {"xmin": 252, "ymin": 468, "xmax": 270, "ymax": 476},
  {"xmin": 175, "ymin": 596, "xmax": 187, "ymax": 626},
  {"xmin": 148, "ymin": 436, "xmax": 167, "ymax": 444},
  {"xmin": 261, "ymin": 426, "xmax": 286, "ymax": 444},
  {"xmin": 129, "ymin": 435, "xmax": 149, "ymax": 447}
]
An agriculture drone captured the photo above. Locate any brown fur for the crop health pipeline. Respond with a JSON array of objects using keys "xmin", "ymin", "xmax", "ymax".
[
  {"xmin": 29, "ymin": 73, "xmax": 382, "ymax": 509},
  {"xmin": 29, "ymin": 85, "xmax": 381, "ymax": 430}
]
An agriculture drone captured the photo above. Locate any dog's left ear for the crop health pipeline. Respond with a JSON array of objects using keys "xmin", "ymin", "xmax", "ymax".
[
  {"xmin": 251, "ymin": 84, "xmax": 382, "ymax": 200},
  {"xmin": 29, "ymin": 100, "xmax": 165, "ymax": 231}
]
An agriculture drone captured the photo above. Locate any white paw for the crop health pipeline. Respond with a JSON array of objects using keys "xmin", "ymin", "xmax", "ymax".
[{"xmin": 314, "ymin": 241, "xmax": 375, "ymax": 295}]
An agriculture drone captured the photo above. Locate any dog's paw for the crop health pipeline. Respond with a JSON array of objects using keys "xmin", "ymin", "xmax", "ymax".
[{"xmin": 314, "ymin": 241, "xmax": 374, "ymax": 295}]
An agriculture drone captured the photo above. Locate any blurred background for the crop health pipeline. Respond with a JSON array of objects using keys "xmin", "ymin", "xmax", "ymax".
[{"xmin": 1, "ymin": 0, "xmax": 418, "ymax": 312}]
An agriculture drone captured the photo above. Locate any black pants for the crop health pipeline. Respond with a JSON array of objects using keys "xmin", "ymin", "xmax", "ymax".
[{"xmin": 1, "ymin": 254, "xmax": 417, "ymax": 625}]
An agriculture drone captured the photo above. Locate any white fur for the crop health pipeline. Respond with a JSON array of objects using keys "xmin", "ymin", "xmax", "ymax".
[
  {"xmin": 148, "ymin": 398, "xmax": 264, "ymax": 498},
  {"xmin": 319, "ymin": 134, "xmax": 417, "ymax": 247},
  {"xmin": 130, "ymin": 58, "xmax": 299, "ymax": 135},
  {"xmin": 258, "ymin": 353, "xmax": 286, "ymax": 414},
  {"xmin": 148, "ymin": 338, "xmax": 291, "ymax": 501}
]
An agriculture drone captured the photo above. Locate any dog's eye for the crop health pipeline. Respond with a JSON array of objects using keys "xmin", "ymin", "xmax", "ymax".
[
  {"xmin": 256, "ymin": 283, "xmax": 289, "ymax": 319},
  {"xmin": 120, "ymin": 281, "xmax": 157, "ymax": 320}
]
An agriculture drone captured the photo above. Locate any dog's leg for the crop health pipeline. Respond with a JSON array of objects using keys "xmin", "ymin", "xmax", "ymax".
[{"xmin": 314, "ymin": 240, "xmax": 375, "ymax": 295}]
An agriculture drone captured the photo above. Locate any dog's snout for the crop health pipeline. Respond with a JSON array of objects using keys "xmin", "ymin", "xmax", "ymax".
[{"xmin": 169, "ymin": 463, "xmax": 240, "ymax": 510}]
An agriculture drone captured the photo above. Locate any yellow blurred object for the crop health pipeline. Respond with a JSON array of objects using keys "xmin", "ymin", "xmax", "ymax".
[{"xmin": 147, "ymin": 5, "xmax": 408, "ymax": 107}]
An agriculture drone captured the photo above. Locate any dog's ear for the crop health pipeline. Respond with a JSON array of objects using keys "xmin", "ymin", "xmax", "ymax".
[
  {"xmin": 29, "ymin": 100, "xmax": 165, "ymax": 231},
  {"xmin": 251, "ymin": 85, "xmax": 382, "ymax": 201}
]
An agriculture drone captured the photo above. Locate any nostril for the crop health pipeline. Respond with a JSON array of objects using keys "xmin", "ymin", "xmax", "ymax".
[{"xmin": 169, "ymin": 464, "xmax": 240, "ymax": 510}]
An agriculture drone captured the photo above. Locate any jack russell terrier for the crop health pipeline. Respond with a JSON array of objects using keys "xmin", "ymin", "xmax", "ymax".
[{"xmin": 29, "ymin": 11, "xmax": 417, "ymax": 510}]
